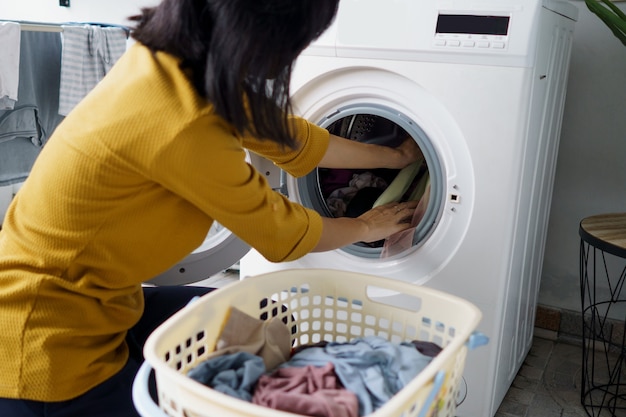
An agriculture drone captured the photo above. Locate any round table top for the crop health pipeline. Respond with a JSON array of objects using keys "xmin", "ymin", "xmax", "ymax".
[{"xmin": 579, "ymin": 213, "xmax": 626, "ymax": 258}]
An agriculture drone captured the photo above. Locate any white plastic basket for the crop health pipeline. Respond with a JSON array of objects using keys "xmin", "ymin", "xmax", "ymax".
[{"xmin": 133, "ymin": 269, "xmax": 486, "ymax": 417}]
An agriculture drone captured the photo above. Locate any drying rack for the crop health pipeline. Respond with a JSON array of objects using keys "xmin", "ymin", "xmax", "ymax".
[{"xmin": 5, "ymin": 20, "xmax": 130, "ymax": 38}]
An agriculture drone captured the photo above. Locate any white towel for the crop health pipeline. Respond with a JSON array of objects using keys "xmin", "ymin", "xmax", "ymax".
[
  {"xmin": 58, "ymin": 25, "xmax": 127, "ymax": 116},
  {"xmin": 0, "ymin": 22, "xmax": 21, "ymax": 110}
]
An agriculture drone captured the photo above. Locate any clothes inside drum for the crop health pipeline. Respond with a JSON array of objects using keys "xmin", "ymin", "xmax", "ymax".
[{"xmin": 317, "ymin": 114, "xmax": 431, "ymax": 254}]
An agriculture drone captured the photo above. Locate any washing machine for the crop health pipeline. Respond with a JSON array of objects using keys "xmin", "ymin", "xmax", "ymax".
[
  {"xmin": 151, "ymin": 0, "xmax": 577, "ymax": 415},
  {"xmin": 234, "ymin": 1, "xmax": 577, "ymax": 415}
]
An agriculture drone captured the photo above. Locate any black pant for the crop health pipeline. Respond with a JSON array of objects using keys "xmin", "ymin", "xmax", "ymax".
[{"xmin": 0, "ymin": 285, "xmax": 215, "ymax": 417}]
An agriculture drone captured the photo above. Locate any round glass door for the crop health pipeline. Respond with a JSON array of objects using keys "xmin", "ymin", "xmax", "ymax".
[{"xmin": 291, "ymin": 103, "xmax": 445, "ymax": 259}]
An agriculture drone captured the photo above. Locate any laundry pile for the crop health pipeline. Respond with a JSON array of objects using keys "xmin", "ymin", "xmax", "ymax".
[
  {"xmin": 316, "ymin": 114, "xmax": 432, "ymax": 257},
  {"xmin": 186, "ymin": 306, "xmax": 442, "ymax": 417},
  {"xmin": 322, "ymin": 170, "xmax": 389, "ymax": 218},
  {"xmin": 319, "ymin": 163, "xmax": 431, "ymax": 256}
]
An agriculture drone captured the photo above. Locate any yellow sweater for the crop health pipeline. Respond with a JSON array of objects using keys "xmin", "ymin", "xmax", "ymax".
[{"xmin": 0, "ymin": 43, "xmax": 328, "ymax": 401}]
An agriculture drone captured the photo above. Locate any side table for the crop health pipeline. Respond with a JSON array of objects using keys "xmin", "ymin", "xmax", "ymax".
[{"xmin": 579, "ymin": 213, "xmax": 626, "ymax": 416}]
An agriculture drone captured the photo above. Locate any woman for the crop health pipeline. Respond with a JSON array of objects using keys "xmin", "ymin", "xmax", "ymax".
[{"xmin": 0, "ymin": 0, "xmax": 421, "ymax": 415}]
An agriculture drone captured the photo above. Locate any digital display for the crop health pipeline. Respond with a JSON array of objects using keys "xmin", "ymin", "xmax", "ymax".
[{"xmin": 436, "ymin": 14, "xmax": 510, "ymax": 36}]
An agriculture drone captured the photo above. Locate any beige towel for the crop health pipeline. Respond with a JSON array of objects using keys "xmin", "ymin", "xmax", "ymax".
[{"xmin": 210, "ymin": 306, "xmax": 291, "ymax": 370}]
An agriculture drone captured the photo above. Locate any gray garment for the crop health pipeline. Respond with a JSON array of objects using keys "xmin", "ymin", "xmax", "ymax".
[
  {"xmin": 0, "ymin": 31, "xmax": 64, "ymax": 186},
  {"xmin": 0, "ymin": 106, "xmax": 43, "ymax": 186},
  {"xmin": 187, "ymin": 351, "xmax": 266, "ymax": 402}
]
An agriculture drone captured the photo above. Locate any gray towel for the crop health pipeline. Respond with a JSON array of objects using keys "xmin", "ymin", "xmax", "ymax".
[
  {"xmin": 0, "ymin": 31, "xmax": 64, "ymax": 187},
  {"xmin": 58, "ymin": 25, "xmax": 127, "ymax": 116}
]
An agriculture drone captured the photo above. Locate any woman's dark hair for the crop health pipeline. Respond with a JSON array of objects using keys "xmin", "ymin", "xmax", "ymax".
[{"xmin": 130, "ymin": 0, "xmax": 339, "ymax": 148}]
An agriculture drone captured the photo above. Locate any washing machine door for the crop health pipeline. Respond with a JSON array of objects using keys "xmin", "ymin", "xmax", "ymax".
[
  {"xmin": 147, "ymin": 222, "xmax": 250, "ymax": 286},
  {"xmin": 240, "ymin": 65, "xmax": 475, "ymax": 286}
]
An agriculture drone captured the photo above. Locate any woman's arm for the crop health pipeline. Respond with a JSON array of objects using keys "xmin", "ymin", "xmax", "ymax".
[
  {"xmin": 318, "ymin": 134, "xmax": 422, "ymax": 169},
  {"xmin": 313, "ymin": 133, "xmax": 424, "ymax": 251},
  {"xmin": 312, "ymin": 200, "xmax": 418, "ymax": 252}
]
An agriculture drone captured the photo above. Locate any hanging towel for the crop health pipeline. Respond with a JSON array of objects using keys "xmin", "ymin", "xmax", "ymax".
[
  {"xmin": 16, "ymin": 31, "xmax": 65, "ymax": 139},
  {"xmin": 0, "ymin": 31, "xmax": 63, "ymax": 187},
  {"xmin": 58, "ymin": 24, "xmax": 127, "ymax": 116},
  {"xmin": 0, "ymin": 22, "xmax": 21, "ymax": 110}
]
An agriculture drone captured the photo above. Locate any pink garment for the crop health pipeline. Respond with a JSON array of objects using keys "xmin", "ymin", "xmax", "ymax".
[
  {"xmin": 252, "ymin": 363, "xmax": 359, "ymax": 417},
  {"xmin": 381, "ymin": 182, "xmax": 431, "ymax": 258}
]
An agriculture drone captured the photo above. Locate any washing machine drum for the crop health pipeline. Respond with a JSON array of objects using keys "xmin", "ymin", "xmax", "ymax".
[
  {"xmin": 330, "ymin": 114, "xmax": 401, "ymax": 144},
  {"xmin": 296, "ymin": 110, "xmax": 438, "ymax": 259},
  {"xmin": 321, "ymin": 114, "xmax": 428, "ymax": 220}
]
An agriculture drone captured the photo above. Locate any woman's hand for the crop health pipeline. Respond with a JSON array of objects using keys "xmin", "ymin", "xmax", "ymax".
[
  {"xmin": 312, "ymin": 200, "xmax": 418, "ymax": 252},
  {"xmin": 356, "ymin": 200, "xmax": 419, "ymax": 242},
  {"xmin": 312, "ymin": 131, "xmax": 424, "ymax": 252}
]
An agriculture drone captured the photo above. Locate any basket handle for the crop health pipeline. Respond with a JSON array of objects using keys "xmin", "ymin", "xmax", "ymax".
[
  {"xmin": 413, "ymin": 331, "xmax": 487, "ymax": 416},
  {"xmin": 132, "ymin": 361, "xmax": 170, "ymax": 417},
  {"xmin": 466, "ymin": 331, "xmax": 489, "ymax": 350}
]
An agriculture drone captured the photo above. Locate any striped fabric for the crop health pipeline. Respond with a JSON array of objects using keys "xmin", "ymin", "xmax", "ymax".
[{"xmin": 58, "ymin": 25, "xmax": 127, "ymax": 116}]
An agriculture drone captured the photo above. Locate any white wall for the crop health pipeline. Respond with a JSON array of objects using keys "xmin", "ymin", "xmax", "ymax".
[
  {"xmin": 539, "ymin": 1, "xmax": 626, "ymax": 313},
  {"xmin": 0, "ymin": 0, "xmax": 158, "ymax": 26}
]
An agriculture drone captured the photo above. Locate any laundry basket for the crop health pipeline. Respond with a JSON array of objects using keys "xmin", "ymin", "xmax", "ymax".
[{"xmin": 133, "ymin": 269, "xmax": 486, "ymax": 417}]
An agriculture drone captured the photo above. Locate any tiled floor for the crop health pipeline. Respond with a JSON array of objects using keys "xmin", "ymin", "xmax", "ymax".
[
  {"xmin": 191, "ymin": 270, "xmax": 606, "ymax": 417},
  {"xmin": 495, "ymin": 336, "xmax": 589, "ymax": 417}
]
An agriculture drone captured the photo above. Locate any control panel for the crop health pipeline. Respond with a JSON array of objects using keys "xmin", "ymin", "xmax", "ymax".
[{"xmin": 433, "ymin": 14, "xmax": 510, "ymax": 51}]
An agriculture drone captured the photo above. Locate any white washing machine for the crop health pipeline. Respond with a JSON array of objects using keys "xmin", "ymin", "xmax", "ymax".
[
  {"xmin": 151, "ymin": 0, "xmax": 577, "ymax": 416},
  {"xmin": 236, "ymin": 1, "xmax": 577, "ymax": 415}
]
